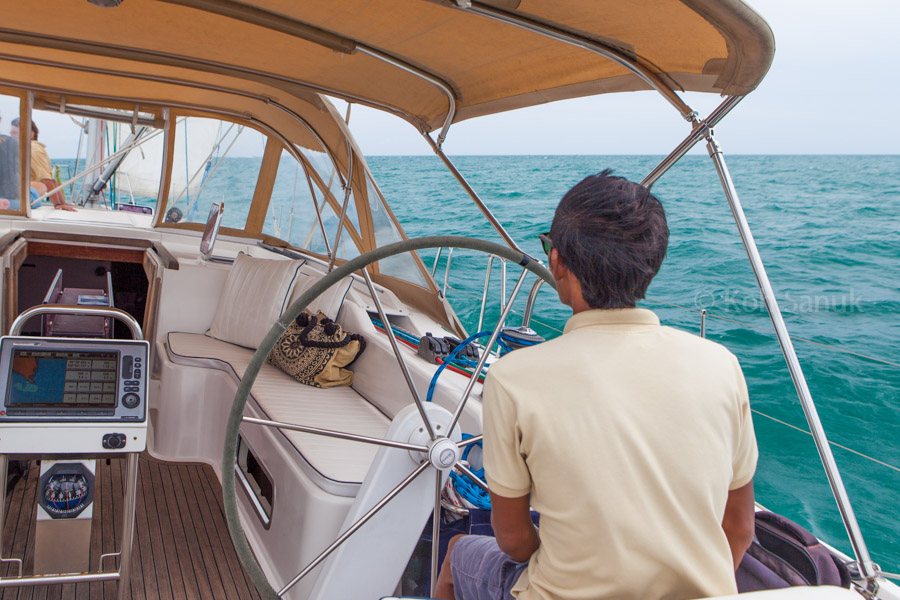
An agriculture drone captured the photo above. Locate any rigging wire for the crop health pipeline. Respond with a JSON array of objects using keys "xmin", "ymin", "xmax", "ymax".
[
  {"xmin": 751, "ymin": 409, "xmax": 900, "ymax": 475},
  {"xmin": 643, "ymin": 296, "xmax": 900, "ymax": 370}
]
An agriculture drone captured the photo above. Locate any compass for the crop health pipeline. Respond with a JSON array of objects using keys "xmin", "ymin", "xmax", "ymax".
[{"xmin": 37, "ymin": 463, "xmax": 95, "ymax": 519}]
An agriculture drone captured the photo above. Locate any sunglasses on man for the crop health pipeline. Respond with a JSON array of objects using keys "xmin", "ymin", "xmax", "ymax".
[{"xmin": 538, "ymin": 232, "xmax": 552, "ymax": 256}]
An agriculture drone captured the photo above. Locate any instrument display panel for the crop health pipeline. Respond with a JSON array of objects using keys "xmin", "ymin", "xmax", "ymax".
[
  {"xmin": 0, "ymin": 336, "xmax": 149, "ymax": 423},
  {"xmin": 8, "ymin": 349, "xmax": 119, "ymax": 408}
]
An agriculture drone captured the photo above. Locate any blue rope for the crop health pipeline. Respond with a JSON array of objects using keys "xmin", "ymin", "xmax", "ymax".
[
  {"xmin": 449, "ymin": 434, "xmax": 491, "ymax": 509},
  {"xmin": 425, "ymin": 330, "xmax": 493, "ymax": 403},
  {"xmin": 497, "ymin": 329, "xmax": 543, "ymax": 356}
]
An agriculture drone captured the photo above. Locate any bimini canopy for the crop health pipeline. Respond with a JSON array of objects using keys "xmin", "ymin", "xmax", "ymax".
[{"xmin": 0, "ymin": 0, "xmax": 774, "ymax": 137}]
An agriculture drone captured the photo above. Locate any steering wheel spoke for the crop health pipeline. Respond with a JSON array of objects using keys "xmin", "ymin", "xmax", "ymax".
[
  {"xmin": 448, "ymin": 267, "xmax": 530, "ymax": 434},
  {"xmin": 453, "ymin": 460, "xmax": 490, "ymax": 494},
  {"xmin": 241, "ymin": 416, "xmax": 429, "ymax": 452},
  {"xmin": 360, "ymin": 267, "xmax": 437, "ymax": 440},
  {"xmin": 278, "ymin": 461, "xmax": 432, "ymax": 597}
]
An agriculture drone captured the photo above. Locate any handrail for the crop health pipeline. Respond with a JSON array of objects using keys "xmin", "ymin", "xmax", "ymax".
[
  {"xmin": 476, "ymin": 255, "xmax": 497, "ymax": 333},
  {"xmin": 9, "ymin": 305, "xmax": 143, "ymax": 340},
  {"xmin": 521, "ymin": 277, "xmax": 546, "ymax": 328}
]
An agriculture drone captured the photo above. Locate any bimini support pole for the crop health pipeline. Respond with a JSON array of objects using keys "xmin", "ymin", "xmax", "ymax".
[
  {"xmin": 642, "ymin": 95, "xmax": 743, "ymax": 188},
  {"xmin": 423, "ymin": 133, "xmax": 524, "ymax": 254},
  {"xmin": 704, "ymin": 129, "xmax": 880, "ymax": 595}
]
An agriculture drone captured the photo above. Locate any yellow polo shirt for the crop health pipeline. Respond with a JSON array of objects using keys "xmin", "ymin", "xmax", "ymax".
[
  {"xmin": 30, "ymin": 141, "xmax": 53, "ymax": 181},
  {"xmin": 482, "ymin": 308, "xmax": 757, "ymax": 600}
]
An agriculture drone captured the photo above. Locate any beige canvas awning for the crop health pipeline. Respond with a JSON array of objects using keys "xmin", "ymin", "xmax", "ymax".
[{"xmin": 0, "ymin": 0, "xmax": 774, "ymax": 136}]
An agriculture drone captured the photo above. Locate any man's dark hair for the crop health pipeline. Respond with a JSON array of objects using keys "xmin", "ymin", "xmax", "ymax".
[
  {"xmin": 9, "ymin": 118, "xmax": 38, "ymax": 140},
  {"xmin": 549, "ymin": 169, "xmax": 668, "ymax": 309}
]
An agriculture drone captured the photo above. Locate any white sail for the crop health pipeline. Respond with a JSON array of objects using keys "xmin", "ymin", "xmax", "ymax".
[{"xmin": 113, "ymin": 118, "xmax": 221, "ymax": 201}]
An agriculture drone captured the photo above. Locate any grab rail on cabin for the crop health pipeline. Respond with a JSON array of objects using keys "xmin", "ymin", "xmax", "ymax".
[{"xmin": 10, "ymin": 305, "xmax": 143, "ymax": 340}]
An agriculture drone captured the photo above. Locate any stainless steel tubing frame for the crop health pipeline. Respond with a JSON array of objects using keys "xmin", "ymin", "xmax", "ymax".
[
  {"xmin": 9, "ymin": 305, "xmax": 143, "ymax": 339},
  {"xmin": 705, "ymin": 130, "xmax": 880, "ymax": 591},
  {"xmin": 301, "ymin": 158, "xmax": 333, "ymax": 260},
  {"xmin": 423, "ymin": 134, "xmax": 525, "ymax": 254},
  {"xmin": 361, "ymin": 268, "xmax": 437, "ymax": 440},
  {"xmin": 521, "ymin": 276, "xmax": 546, "ymax": 328},
  {"xmin": 0, "ymin": 456, "xmax": 23, "ymax": 578},
  {"xmin": 328, "ymin": 140, "xmax": 355, "ymax": 272},
  {"xmin": 642, "ymin": 96, "xmax": 744, "ymax": 188},
  {"xmin": 243, "ymin": 416, "xmax": 428, "ymax": 452},
  {"xmin": 116, "ymin": 453, "xmax": 140, "ymax": 600},
  {"xmin": 356, "ymin": 46, "xmax": 457, "ymax": 147},
  {"xmin": 476, "ymin": 255, "xmax": 497, "ymax": 332},
  {"xmin": 462, "ymin": 2, "xmax": 696, "ymax": 121},
  {"xmin": 442, "ymin": 247, "xmax": 455, "ymax": 296},
  {"xmin": 431, "ymin": 247, "xmax": 444, "ymax": 278},
  {"xmin": 500, "ymin": 259, "xmax": 507, "ymax": 309},
  {"xmin": 0, "ymin": 572, "xmax": 119, "ymax": 588},
  {"xmin": 277, "ymin": 461, "xmax": 431, "ymax": 596},
  {"xmin": 448, "ymin": 268, "xmax": 529, "ymax": 434},
  {"xmin": 4, "ymin": 305, "xmax": 144, "ymax": 596}
]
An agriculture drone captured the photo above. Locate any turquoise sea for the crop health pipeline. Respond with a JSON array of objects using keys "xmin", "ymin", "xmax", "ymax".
[
  {"xmin": 366, "ymin": 155, "xmax": 900, "ymax": 574},
  {"xmin": 55, "ymin": 153, "xmax": 900, "ymax": 574}
]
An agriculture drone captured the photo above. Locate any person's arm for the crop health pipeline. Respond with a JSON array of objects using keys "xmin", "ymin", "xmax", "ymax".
[
  {"xmin": 722, "ymin": 480, "xmax": 755, "ymax": 569},
  {"xmin": 489, "ymin": 491, "xmax": 540, "ymax": 562}
]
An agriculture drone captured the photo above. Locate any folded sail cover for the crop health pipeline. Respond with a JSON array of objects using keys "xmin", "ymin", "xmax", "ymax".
[{"xmin": 0, "ymin": 0, "xmax": 774, "ymax": 131}]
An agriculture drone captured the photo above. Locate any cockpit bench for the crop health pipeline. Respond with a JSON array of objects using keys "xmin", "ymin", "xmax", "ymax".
[{"xmin": 165, "ymin": 331, "xmax": 390, "ymax": 496}]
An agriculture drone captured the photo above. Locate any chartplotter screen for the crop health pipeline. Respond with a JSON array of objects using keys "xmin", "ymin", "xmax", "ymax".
[{"xmin": 7, "ymin": 349, "xmax": 119, "ymax": 408}]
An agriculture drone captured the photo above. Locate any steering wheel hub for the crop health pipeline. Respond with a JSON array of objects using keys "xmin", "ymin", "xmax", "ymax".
[{"xmin": 428, "ymin": 437, "xmax": 460, "ymax": 471}]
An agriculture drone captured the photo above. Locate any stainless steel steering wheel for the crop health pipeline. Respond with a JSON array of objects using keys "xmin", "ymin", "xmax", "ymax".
[{"xmin": 222, "ymin": 235, "xmax": 553, "ymax": 599}]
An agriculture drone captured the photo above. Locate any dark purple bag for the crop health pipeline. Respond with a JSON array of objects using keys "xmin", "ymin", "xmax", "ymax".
[{"xmin": 737, "ymin": 511, "xmax": 852, "ymax": 592}]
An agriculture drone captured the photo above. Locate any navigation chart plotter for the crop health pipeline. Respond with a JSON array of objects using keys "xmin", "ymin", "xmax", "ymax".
[{"xmin": 0, "ymin": 336, "xmax": 149, "ymax": 454}]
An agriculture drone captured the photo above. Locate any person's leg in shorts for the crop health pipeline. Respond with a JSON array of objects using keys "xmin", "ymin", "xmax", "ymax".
[{"xmin": 434, "ymin": 534, "xmax": 528, "ymax": 600}]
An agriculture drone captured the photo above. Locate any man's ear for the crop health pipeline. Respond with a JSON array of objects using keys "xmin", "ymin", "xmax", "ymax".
[{"xmin": 549, "ymin": 248, "xmax": 566, "ymax": 281}]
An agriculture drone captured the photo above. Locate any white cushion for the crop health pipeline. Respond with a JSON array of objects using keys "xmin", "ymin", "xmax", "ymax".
[
  {"xmin": 287, "ymin": 269, "xmax": 353, "ymax": 320},
  {"xmin": 207, "ymin": 252, "xmax": 303, "ymax": 349}
]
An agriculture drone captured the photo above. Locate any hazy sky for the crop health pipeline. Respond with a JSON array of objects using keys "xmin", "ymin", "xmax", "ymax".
[{"xmin": 1, "ymin": 0, "xmax": 897, "ymax": 156}]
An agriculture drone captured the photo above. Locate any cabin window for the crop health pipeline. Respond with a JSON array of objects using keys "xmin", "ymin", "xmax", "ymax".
[
  {"xmin": 0, "ymin": 94, "xmax": 22, "ymax": 213},
  {"xmin": 266, "ymin": 146, "xmax": 361, "ymax": 260},
  {"xmin": 28, "ymin": 103, "xmax": 164, "ymax": 214},
  {"xmin": 365, "ymin": 172, "xmax": 428, "ymax": 287},
  {"xmin": 163, "ymin": 117, "xmax": 263, "ymax": 229},
  {"xmin": 264, "ymin": 148, "xmax": 325, "ymax": 250}
]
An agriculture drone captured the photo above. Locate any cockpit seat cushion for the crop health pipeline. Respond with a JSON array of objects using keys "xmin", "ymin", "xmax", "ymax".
[
  {"xmin": 207, "ymin": 252, "xmax": 304, "ymax": 349},
  {"xmin": 287, "ymin": 267, "xmax": 353, "ymax": 321},
  {"xmin": 166, "ymin": 331, "xmax": 390, "ymax": 495}
]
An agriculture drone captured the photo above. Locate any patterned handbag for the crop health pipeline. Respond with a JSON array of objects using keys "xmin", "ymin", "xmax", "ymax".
[{"xmin": 267, "ymin": 310, "xmax": 366, "ymax": 388}]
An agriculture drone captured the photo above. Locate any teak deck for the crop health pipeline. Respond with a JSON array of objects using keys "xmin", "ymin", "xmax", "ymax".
[{"xmin": 0, "ymin": 455, "xmax": 261, "ymax": 599}]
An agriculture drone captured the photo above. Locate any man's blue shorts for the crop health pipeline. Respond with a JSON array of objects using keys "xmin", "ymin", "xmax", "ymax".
[{"xmin": 450, "ymin": 535, "xmax": 529, "ymax": 600}]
